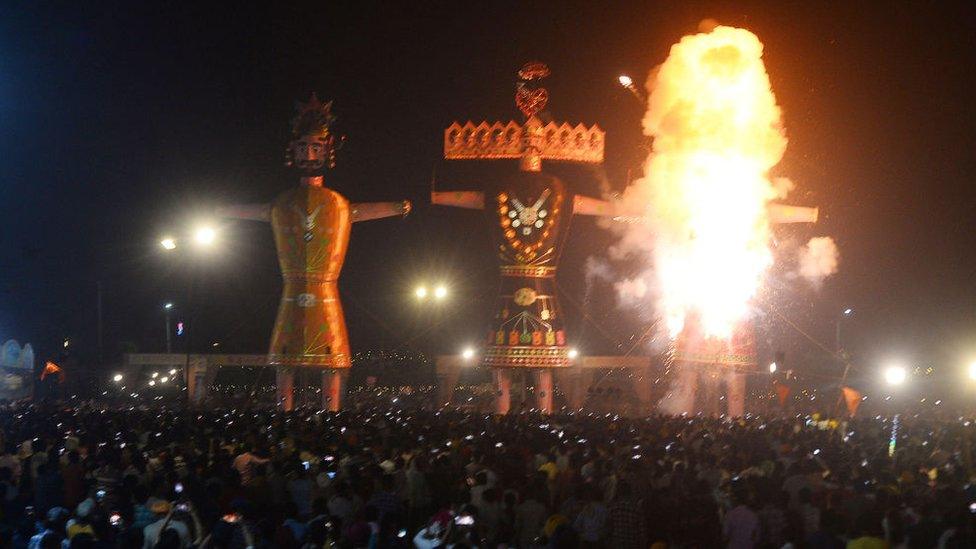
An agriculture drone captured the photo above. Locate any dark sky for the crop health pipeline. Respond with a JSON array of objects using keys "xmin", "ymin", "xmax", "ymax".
[{"xmin": 2, "ymin": 1, "xmax": 975, "ymax": 383}]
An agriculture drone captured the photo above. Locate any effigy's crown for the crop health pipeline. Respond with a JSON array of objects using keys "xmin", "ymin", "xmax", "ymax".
[
  {"xmin": 443, "ymin": 63, "xmax": 604, "ymax": 171},
  {"xmin": 286, "ymin": 93, "xmax": 341, "ymax": 171},
  {"xmin": 291, "ymin": 93, "xmax": 336, "ymax": 138}
]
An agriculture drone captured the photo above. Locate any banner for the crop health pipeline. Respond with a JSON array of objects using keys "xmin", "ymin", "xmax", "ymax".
[{"xmin": 842, "ymin": 386, "xmax": 861, "ymax": 418}]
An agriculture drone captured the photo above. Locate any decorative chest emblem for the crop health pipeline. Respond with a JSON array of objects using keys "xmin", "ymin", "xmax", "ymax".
[{"xmin": 513, "ymin": 287, "xmax": 537, "ymax": 307}]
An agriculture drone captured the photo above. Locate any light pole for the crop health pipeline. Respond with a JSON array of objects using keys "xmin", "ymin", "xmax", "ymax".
[
  {"xmin": 832, "ymin": 308, "xmax": 854, "ymax": 417},
  {"xmin": 836, "ymin": 308, "xmax": 853, "ymax": 353},
  {"xmin": 163, "ymin": 302, "xmax": 174, "ymax": 353},
  {"xmin": 159, "ymin": 225, "xmax": 217, "ymax": 403}
]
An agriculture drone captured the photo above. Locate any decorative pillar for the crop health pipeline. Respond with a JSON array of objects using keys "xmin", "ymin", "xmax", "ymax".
[{"xmin": 187, "ymin": 356, "xmax": 212, "ymax": 406}]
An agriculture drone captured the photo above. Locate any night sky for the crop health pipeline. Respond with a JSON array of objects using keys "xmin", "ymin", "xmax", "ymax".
[{"xmin": 2, "ymin": 2, "xmax": 975, "ymax": 385}]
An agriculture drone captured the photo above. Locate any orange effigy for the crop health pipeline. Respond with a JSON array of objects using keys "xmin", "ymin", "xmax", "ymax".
[
  {"xmin": 220, "ymin": 95, "xmax": 410, "ymax": 411},
  {"xmin": 268, "ymin": 185, "xmax": 351, "ymax": 369}
]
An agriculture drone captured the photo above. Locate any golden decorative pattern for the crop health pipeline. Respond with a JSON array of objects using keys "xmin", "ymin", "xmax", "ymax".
[
  {"xmin": 444, "ymin": 120, "xmax": 604, "ymax": 164},
  {"xmin": 500, "ymin": 265, "xmax": 556, "ymax": 278},
  {"xmin": 482, "ymin": 345, "xmax": 571, "ymax": 368}
]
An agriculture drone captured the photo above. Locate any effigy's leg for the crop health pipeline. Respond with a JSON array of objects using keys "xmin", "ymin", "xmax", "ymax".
[
  {"xmin": 726, "ymin": 370, "xmax": 746, "ymax": 417},
  {"xmin": 534, "ymin": 369, "xmax": 554, "ymax": 414},
  {"xmin": 322, "ymin": 368, "xmax": 345, "ymax": 411},
  {"xmin": 555, "ymin": 367, "xmax": 582, "ymax": 411},
  {"xmin": 672, "ymin": 365, "xmax": 699, "ymax": 415},
  {"xmin": 277, "ymin": 366, "xmax": 295, "ymax": 411},
  {"xmin": 494, "ymin": 369, "xmax": 512, "ymax": 415},
  {"xmin": 636, "ymin": 369, "xmax": 656, "ymax": 416},
  {"xmin": 435, "ymin": 359, "xmax": 461, "ymax": 408}
]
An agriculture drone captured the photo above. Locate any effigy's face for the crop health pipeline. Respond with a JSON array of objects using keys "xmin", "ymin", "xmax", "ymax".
[{"xmin": 290, "ymin": 135, "xmax": 329, "ymax": 172}]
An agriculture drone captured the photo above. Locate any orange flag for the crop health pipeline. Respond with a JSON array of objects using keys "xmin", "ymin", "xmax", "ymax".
[
  {"xmin": 774, "ymin": 381, "xmax": 791, "ymax": 406},
  {"xmin": 841, "ymin": 386, "xmax": 861, "ymax": 417},
  {"xmin": 40, "ymin": 361, "xmax": 65, "ymax": 383}
]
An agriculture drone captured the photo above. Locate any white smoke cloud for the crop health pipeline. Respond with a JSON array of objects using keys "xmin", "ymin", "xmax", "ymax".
[
  {"xmin": 584, "ymin": 256, "xmax": 614, "ymax": 283},
  {"xmin": 615, "ymin": 277, "xmax": 649, "ymax": 301},
  {"xmin": 798, "ymin": 236, "xmax": 839, "ymax": 286}
]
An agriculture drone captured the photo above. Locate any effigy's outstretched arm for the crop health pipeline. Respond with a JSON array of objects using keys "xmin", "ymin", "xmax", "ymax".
[
  {"xmin": 351, "ymin": 200, "xmax": 412, "ymax": 223},
  {"xmin": 216, "ymin": 203, "xmax": 271, "ymax": 222},
  {"xmin": 572, "ymin": 196, "xmax": 820, "ymax": 226},
  {"xmin": 573, "ymin": 195, "xmax": 649, "ymax": 223},
  {"xmin": 768, "ymin": 204, "xmax": 819, "ymax": 224},
  {"xmin": 431, "ymin": 191, "xmax": 485, "ymax": 210},
  {"xmin": 572, "ymin": 195, "xmax": 617, "ymax": 217}
]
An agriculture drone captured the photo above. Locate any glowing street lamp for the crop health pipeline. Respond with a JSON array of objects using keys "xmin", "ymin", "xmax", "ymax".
[
  {"xmin": 164, "ymin": 302, "xmax": 174, "ymax": 310},
  {"xmin": 462, "ymin": 347, "xmax": 475, "ymax": 361},
  {"xmin": 617, "ymin": 74, "xmax": 643, "ymax": 101},
  {"xmin": 434, "ymin": 285, "xmax": 448, "ymax": 300},
  {"xmin": 112, "ymin": 373, "xmax": 123, "ymax": 383},
  {"xmin": 568, "ymin": 348, "xmax": 579, "ymax": 360},
  {"xmin": 160, "ymin": 237, "xmax": 177, "ymax": 250},
  {"xmin": 194, "ymin": 226, "xmax": 216, "ymax": 246},
  {"xmin": 160, "ymin": 376, "xmax": 169, "ymax": 384},
  {"xmin": 148, "ymin": 379, "xmax": 156, "ymax": 387},
  {"xmin": 152, "ymin": 372, "xmax": 159, "ymax": 379},
  {"xmin": 415, "ymin": 286, "xmax": 428, "ymax": 299},
  {"xmin": 768, "ymin": 362, "xmax": 777, "ymax": 374},
  {"xmin": 968, "ymin": 361, "xmax": 976, "ymax": 381},
  {"xmin": 884, "ymin": 365, "xmax": 907, "ymax": 386}
]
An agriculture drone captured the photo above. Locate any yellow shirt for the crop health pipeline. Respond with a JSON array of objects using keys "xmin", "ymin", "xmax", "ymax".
[
  {"xmin": 539, "ymin": 462, "xmax": 558, "ymax": 481},
  {"xmin": 846, "ymin": 536, "xmax": 888, "ymax": 549},
  {"xmin": 67, "ymin": 523, "xmax": 95, "ymax": 539}
]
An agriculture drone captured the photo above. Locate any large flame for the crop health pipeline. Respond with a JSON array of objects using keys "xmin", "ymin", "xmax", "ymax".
[{"xmin": 625, "ymin": 26, "xmax": 787, "ymax": 339}]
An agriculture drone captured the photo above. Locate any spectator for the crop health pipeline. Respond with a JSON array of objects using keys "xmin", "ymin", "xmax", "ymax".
[
  {"xmin": 141, "ymin": 501, "xmax": 190, "ymax": 549},
  {"xmin": 231, "ymin": 445, "xmax": 268, "ymax": 487},
  {"xmin": 606, "ymin": 482, "xmax": 646, "ymax": 549}
]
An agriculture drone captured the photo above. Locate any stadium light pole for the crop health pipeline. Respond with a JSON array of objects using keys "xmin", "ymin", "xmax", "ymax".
[
  {"xmin": 836, "ymin": 307, "xmax": 853, "ymax": 353},
  {"xmin": 159, "ymin": 224, "xmax": 218, "ymax": 402},
  {"xmin": 833, "ymin": 307, "xmax": 856, "ymax": 417},
  {"xmin": 163, "ymin": 302, "xmax": 174, "ymax": 354}
]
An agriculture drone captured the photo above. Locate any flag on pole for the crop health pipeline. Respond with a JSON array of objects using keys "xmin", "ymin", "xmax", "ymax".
[
  {"xmin": 40, "ymin": 361, "xmax": 65, "ymax": 383},
  {"xmin": 842, "ymin": 386, "xmax": 862, "ymax": 417}
]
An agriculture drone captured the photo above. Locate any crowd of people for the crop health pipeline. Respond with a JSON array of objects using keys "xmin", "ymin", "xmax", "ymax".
[{"xmin": 0, "ymin": 402, "xmax": 974, "ymax": 548}]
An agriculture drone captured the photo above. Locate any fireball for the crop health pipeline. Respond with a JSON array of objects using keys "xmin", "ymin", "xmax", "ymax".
[{"xmin": 634, "ymin": 26, "xmax": 787, "ymax": 338}]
